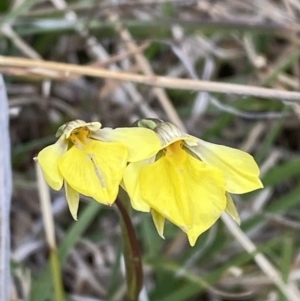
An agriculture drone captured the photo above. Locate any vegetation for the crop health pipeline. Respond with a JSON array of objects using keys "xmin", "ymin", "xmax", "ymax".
[{"xmin": 1, "ymin": 1, "xmax": 300, "ymax": 300}]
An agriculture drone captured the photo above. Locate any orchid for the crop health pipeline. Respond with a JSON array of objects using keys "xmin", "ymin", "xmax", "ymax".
[
  {"xmin": 37, "ymin": 120, "xmax": 161, "ymax": 220},
  {"xmin": 123, "ymin": 119, "xmax": 263, "ymax": 246}
]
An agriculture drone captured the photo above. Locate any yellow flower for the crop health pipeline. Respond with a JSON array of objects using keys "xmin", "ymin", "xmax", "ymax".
[
  {"xmin": 37, "ymin": 120, "xmax": 161, "ymax": 220},
  {"xmin": 123, "ymin": 119, "xmax": 263, "ymax": 246}
]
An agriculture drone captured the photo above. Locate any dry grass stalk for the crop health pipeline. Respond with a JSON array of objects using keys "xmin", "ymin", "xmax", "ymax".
[
  {"xmin": 1, "ymin": 56, "xmax": 300, "ymax": 102},
  {"xmin": 0, "ymin": 75, "xmax": 12, "ymax": 301}
]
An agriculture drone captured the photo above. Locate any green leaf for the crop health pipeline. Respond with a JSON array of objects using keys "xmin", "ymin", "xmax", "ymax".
[{"xmin": 30, "ymin": 201, "xmax": 102, "ymax": 301}]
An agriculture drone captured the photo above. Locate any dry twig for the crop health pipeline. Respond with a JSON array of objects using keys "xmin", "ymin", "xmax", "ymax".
[{"xmin": 1, "ymin": 56, "xmax": 300, "ymax": 102}]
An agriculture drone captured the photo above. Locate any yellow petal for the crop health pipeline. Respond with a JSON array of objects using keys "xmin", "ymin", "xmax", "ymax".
[
  {"xmin": 65, "ymin": 181, "xmax": 80, "ymax": 220},
  {"xmin": 151, "ymin": 209, "xmax": 165, "ymax": 239},
  {"xmin": 225, "ymin": 193, "xmax": 240, "ymax": 225},
  {"xmin": 58, "ymin": 140, "xmax": 128, "ymax": 205},
  {"xmin": 188, "ymin": 139, "xmax": 263, "ymax": 194},
  {"xmin": 140, "ymin": 152, "xmax": 226, "ymax": 245},
  {"xmin": 37, "ymin": 137, "xmax": 67, "ymax": 190},
  {"xmin": 123, "ymin": 158, "xmax": 154, "ymax": 212},
  {"xmin": 90, "ymin": 127, "xmax": 162, "ymax": 162},
  {"xmin": 186, "ymin": 227, "xmax": 203, "ymax": 247}
]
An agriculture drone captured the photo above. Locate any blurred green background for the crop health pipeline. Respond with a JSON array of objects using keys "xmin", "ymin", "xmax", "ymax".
[{"xmin": 2, "ymin": 0, "xmax": 300, "ymax": 300}]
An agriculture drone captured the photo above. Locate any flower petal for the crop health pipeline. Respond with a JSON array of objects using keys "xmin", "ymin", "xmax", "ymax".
[
  {"xmin": 58, "ymin": 140, "xmax": 128, "ymax": 205},
  {"xmin": 186, "ymin": 228, "xmax": 203, "ymax": 247},
  {"xmin": 90, "ymin": 127, "xmax": 162, "ymax": 162},
  {"xmin": 123, "ymin": 158, "xmax": 155, "ymax": 212},
  {"xmin": 65, "ymin": 181, "xmax": 80, "ymax": 220},
  {"xmin": 225, "ymin": 193, "xmax": 240, "ymax": 225},
  {"xmin": 154, "ymin": 122, "xmax": 198, "ymax": 147},
  {"xmin": 56, "ymin": 120, "xmax": 101, "ymax": 138},
  {"xmin": 140, "ymin": 152, "xmax": 226, "ymax": 245},
  {"xmin": 151, "ymin": 209, "xmax": 165, "ymax": 239},
  {"xmin": 37, "ymin": 137, "xmax": 67, "ymax": 190},
  {"xmin": 188, "ymin": 139, "xmax": 263, "ymax": 194}
]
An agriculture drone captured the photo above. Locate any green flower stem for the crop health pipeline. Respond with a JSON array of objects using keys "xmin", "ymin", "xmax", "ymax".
[
  {"xmin": 115, "ymin": 198, "xmax": 143, "ymax": 301},
  {"xmin": 49, "ymin": 248, "xmax": 65, "ymax": 301}
]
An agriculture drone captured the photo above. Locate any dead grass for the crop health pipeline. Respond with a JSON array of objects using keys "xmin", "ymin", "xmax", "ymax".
[{"xmin": 2, "ymin": 0, "xmax": 300, "ymax": 300}]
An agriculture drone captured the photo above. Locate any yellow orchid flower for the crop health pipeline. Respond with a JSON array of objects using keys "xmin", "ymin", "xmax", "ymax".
[
  {"xmin": 37, "ymin": 120, "xmax": 161, "ymax": 220},
  {"xmin": 123, "ymin": 119, "xmax": 263, "ymax": 246}
]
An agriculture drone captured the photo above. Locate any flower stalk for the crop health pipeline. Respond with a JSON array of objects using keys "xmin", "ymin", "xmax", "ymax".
[{"xmin": 115, "ymin": 197, "xmax": 143, "ymax": 301}]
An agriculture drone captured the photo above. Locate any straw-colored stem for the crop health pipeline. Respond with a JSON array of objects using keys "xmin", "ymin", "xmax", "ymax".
[
  {"xmin": 0, "ymin": 75, "xmax": 12, "ymax": 301},
  {"xmin": 222, "ymin": 214, "xmax": 300, "ymax": 300},
  {"xmin": 35, "ymin": 162, "xmax": 66, "ymax": 301},
  {"xmin": 1, "ymin": 56, "xmax": 300, "ymax": 101}
]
